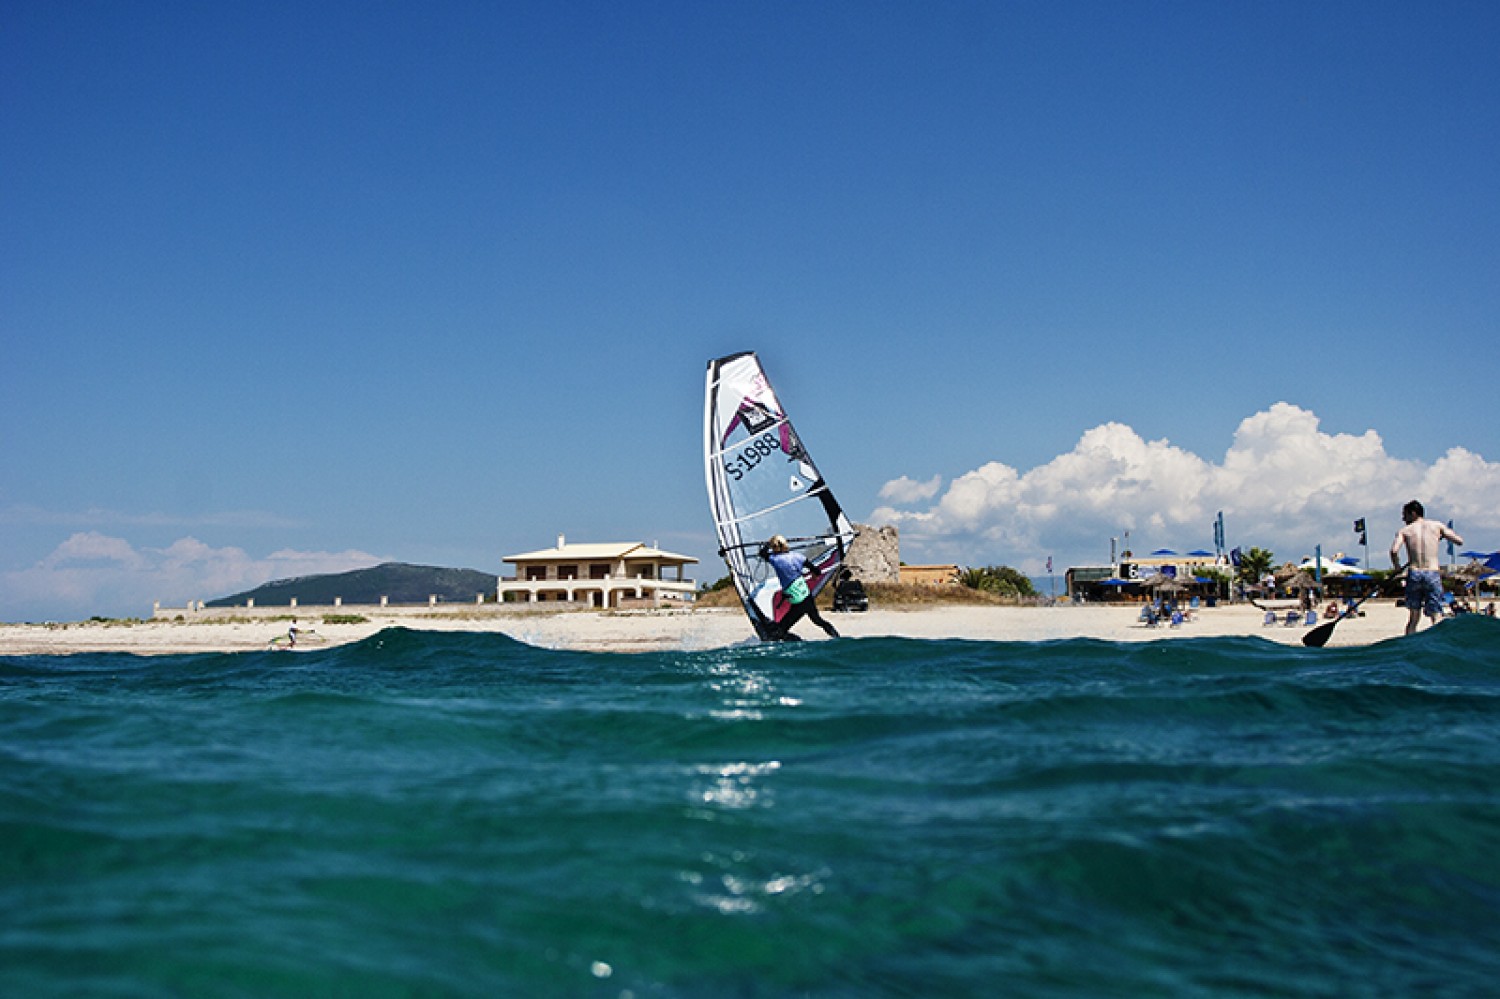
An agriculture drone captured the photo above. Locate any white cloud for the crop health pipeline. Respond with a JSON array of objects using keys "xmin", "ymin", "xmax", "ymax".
[
  {"xmin": 871, "ymin": 403, "xmax": 1500, "ymax": 574},
  {"xmin": 877, "ymin": 474, "xmax": 943, "ymax": 504},
  {"xmin": 41, "ymin": 531, "xmax": 151, "ymax": 571},
  {"xmin": 1, "ymin": 534, "xmax": 381, "ymax": 622}
]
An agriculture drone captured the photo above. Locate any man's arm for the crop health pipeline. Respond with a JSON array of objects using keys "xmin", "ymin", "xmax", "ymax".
[{"xmin": 1390, "ymin": 528, "xmax": 1406, "ymax": 569}]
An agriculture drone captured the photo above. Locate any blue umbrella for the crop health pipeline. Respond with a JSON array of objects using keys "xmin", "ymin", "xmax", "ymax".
[
  {"xmin": 1338, "ymin": 556, "xmax": 1361, "ymax": 566},
  {"xmin": 1188, "ymin": 549, "xmax": 1214, "ymax": 557},
  {"xmin": 1150, "ymin": 548, "xmax": 1178, "ymax": 556},
  {"xmin": 1460, "ymin": 550, "xmax": 1489, "ymax": 559}
]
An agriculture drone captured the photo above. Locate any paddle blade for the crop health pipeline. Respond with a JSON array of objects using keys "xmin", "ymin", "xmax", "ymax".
[{"xmin": 1302, "ymin": 620, "xmax": 1337, "ymax": 647}]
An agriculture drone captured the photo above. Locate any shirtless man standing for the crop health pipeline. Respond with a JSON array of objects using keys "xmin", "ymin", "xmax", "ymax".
[{"xmin": 1390, "ymin": 500, "xmax": 1463, "ymax": 635}]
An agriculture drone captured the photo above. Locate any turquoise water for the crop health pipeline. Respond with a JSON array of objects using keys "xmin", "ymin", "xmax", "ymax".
[{"xmin": 3, "ymin": 620, "xmax": 1499, "ymax": 997}]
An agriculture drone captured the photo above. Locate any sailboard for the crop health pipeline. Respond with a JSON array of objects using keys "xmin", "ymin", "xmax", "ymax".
[{"xmin": 704, "ymin": 351, "xmax": 857, "ymax": 640}]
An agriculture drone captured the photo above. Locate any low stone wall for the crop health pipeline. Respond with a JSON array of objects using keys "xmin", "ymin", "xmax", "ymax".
[{"xmin": 152, "ymin": 596, "xmax": 492, "ymax": 621}]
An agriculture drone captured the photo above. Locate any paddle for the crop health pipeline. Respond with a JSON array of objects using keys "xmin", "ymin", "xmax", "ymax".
[{"xmin": 1302, "ymin": 566, "xmax": 1406, "ymax": 648}]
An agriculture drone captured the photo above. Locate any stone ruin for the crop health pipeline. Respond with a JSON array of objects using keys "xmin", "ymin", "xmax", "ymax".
[{"xmin": 845, "ymin": 523, "xmax": 900, "ymax": 583}]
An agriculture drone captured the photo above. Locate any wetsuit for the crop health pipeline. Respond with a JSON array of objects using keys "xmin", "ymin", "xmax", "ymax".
[{"xmin": 767, "ymin": 550, "xmax": 839, "ymax": 640}]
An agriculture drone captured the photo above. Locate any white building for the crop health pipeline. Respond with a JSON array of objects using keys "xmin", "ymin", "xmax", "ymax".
[{"xmin": 497, "ymin": 535, "xmax": 697, "ymax": 608}]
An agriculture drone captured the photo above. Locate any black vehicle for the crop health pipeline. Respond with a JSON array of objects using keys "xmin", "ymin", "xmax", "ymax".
[{"xmin": 832, "ymin": 571, "xmax": 868, "ymax": 612}]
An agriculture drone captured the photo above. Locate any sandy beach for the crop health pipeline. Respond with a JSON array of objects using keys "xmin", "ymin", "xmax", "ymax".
[{"xmin": 0, "ymin": 600, "xmax": 1420, "ymax": 656}]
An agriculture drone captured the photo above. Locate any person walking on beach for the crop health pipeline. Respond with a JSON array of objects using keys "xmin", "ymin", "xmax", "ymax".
[
  {"xmin": 763, "ymin": 535, "xmax": 839, "ymax": 640},
  {"xmin": 1390, "ymin": 500, "xmax": 1463, "ymax": 635}
]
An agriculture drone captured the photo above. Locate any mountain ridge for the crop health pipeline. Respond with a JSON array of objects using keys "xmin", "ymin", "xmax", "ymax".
[{"xmin": 206, "ymin": 562, "xmax": 498, "ymax": 608}]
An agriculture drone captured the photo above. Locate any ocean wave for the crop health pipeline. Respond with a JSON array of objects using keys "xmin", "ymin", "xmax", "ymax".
[{"xmin": 3, "ymin": 617, "xmax": 1498, "ymax": 995}]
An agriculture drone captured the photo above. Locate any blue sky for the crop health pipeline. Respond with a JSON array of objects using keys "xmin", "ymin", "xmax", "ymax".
[{"xmin": 4, "ymin": 1, "xmax": 1498, "ymax": 621}]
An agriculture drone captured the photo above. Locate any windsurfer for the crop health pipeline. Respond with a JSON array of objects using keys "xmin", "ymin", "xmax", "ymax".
[{"xmin": 764, "ymin": 535, "xmax": 840, "ymax": 640}]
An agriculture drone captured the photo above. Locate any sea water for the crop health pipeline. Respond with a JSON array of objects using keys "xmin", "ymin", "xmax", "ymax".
[{"xmin": 3, "ymin": 619, "xmax": 1498, "ymax": 997}]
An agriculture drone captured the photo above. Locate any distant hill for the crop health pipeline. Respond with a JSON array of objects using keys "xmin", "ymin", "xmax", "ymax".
[{"xmin": 207, "ymin": 562, "xmax": 499, "ymax": 608}]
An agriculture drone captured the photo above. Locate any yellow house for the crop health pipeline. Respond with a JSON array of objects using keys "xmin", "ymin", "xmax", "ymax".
[
  {"xmin": 498, "ymin": 535, "xmax": 697, "ymax": 608},
  {"xmin": 899, "ymin": 564, "xmax": 961, "ymax": 586}
]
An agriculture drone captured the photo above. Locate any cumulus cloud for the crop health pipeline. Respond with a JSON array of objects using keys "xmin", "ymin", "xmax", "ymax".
[
  {"xmin": 878, "ymin": 474, "xmax": 944, "ymax": 504},
  {"xmin": 1, "ymin": 533, "xmax": 381, "ymax": 621},
  {"xmin": 871, "ymin": 403, "xmax": 1500, "ymax": 574}
]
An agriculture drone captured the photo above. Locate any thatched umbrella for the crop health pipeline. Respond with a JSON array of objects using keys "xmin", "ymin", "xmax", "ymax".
[
  {"xmin": 1273, "ymin": 563, "xmax": 1302, "ymax": 585},
  {"xmin": 1452, "ymin": 558, "xmax": 1495, "ymax": 580},
  {"xmin": 1286, "ymin": 570, "xmax": 1318, "ymax": 592},
  {"xmin": 1451, "ymin": 559, "xmax": 1498, "ymax": 595},
  {"xmin": 1141, "ymin": 572, "xmax": 1187, "ymax": 593}
]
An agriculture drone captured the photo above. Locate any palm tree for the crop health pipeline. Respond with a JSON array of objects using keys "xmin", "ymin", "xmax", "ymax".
[
  {"xmin": 959, "ymin": 565, "xmax": 1037, "ymax": 598},
  {"xmin": 1236, "ymin": 547, "xmax": 1276, "ymax": 586}
]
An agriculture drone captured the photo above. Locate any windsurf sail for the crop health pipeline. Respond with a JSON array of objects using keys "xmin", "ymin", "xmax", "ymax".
[{"xmin": 704, "ymin": 351, "xmax": 856, "ymax": 639}]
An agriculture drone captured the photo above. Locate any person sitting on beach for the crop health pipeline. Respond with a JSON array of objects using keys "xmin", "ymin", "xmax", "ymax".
[
  {"xmin": 762, "ymin": 535, "xmax": 839, "ymax": 641},
  {"xmin": 1390, "ymin": 500, "xmax": 1463, "ymax": 635},
  {"xmin": 1324, "ymin": 601, "xmax": 1341, "ymax": 620}
]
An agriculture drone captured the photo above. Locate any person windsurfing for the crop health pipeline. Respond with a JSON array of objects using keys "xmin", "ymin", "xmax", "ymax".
[{"xmin": 763, "ymin": 535, "xmax": 839, "ymax": 640}]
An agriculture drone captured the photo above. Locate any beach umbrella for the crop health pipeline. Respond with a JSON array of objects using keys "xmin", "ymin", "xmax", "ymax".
[
  {"xmin": 1188, "ymin": 549, "xmax": 1214, "ymax": 557},
  {"xmin": 1142, "ymin": 573, "xmax": 1186, "ymax": 592},
  {"xmin": 1150, "ymin": 549, "xmax": 1178, "ymax": 556},
  {"xmin": 1095, "ymin": 577, "xmax": 1134, "ymax": 601},
  {"xmin": 1452, "ymin": 559, "xmax": 1498, "ymax": 583},
  {"xmin": 1285, "ymin": 570, "xmax": 1317, "ymax": 591}
]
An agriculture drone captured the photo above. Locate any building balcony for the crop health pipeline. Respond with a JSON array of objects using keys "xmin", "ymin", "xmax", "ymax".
[{"xmin": 496, "ymin": 573, "xmax": 696, "ymax": 608}]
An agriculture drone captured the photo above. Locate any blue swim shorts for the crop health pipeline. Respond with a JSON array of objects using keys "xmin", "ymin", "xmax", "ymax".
[{"xmin": 1404, "ymin": 569, "xmax": 1444, "ymax": 617}]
